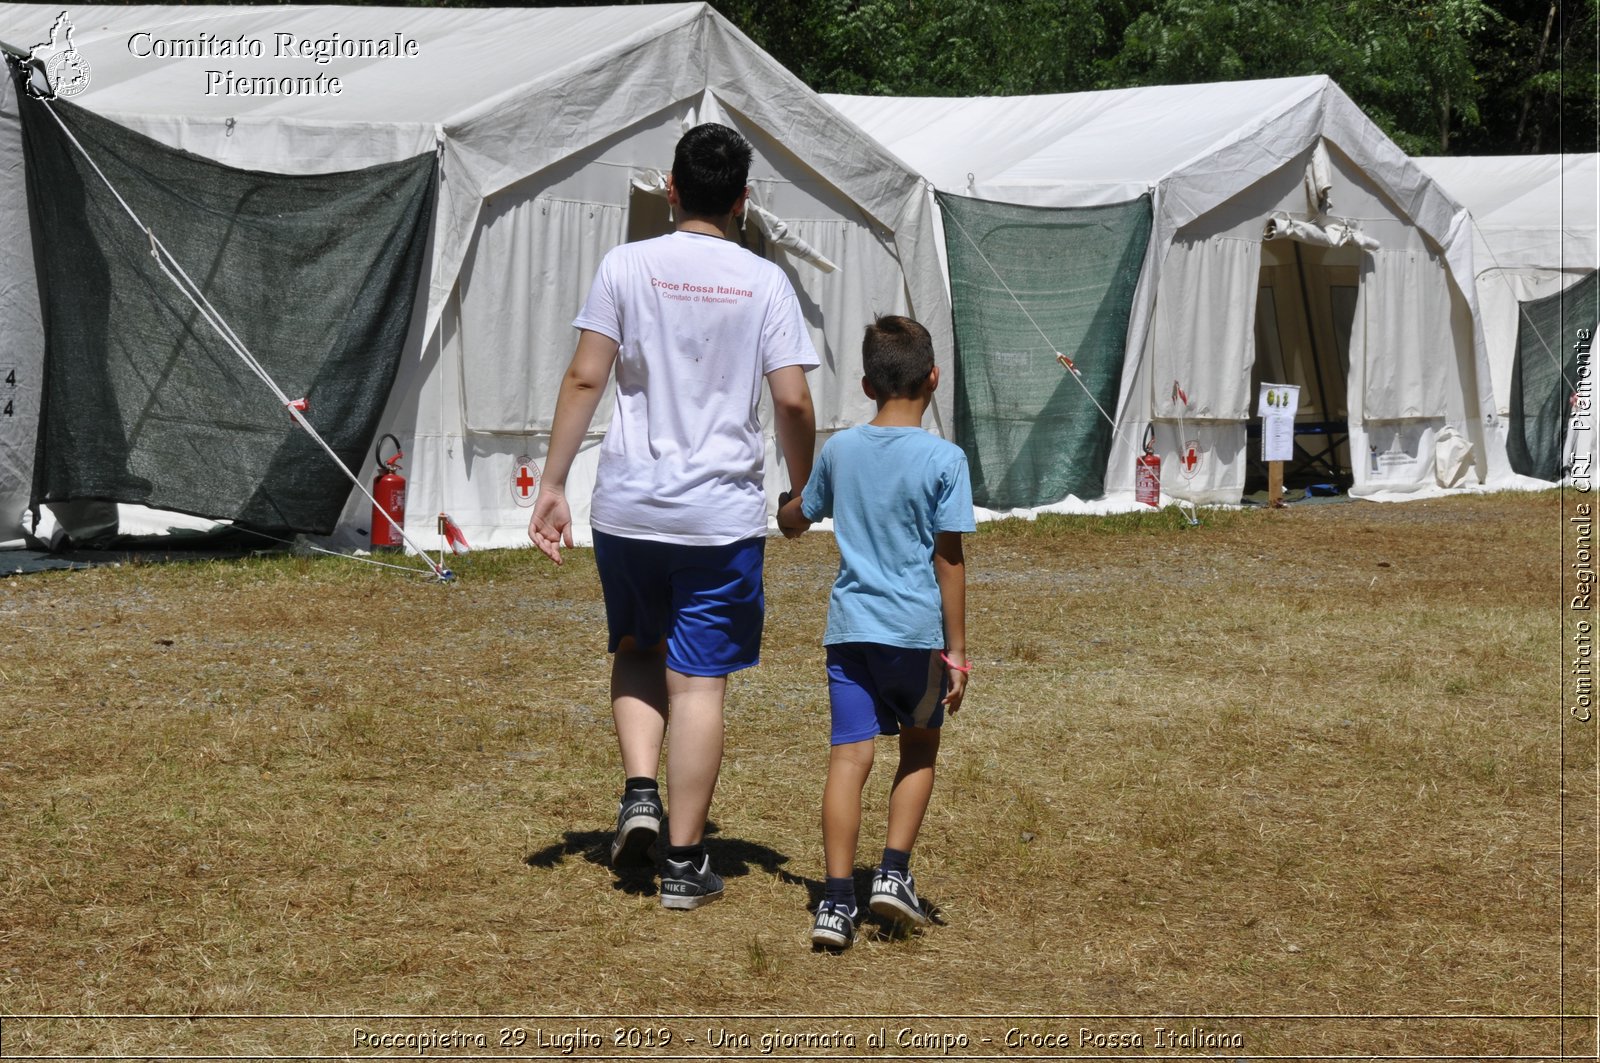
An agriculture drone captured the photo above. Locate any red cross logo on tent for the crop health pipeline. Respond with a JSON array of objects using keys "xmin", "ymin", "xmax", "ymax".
[
  {"xmin": 512, "ymin": 456, "xmax": 541, "ymax": 508},
  {"xmin": 1179, "ymin": 440, "xmax": 1202, "ymax": 480}
]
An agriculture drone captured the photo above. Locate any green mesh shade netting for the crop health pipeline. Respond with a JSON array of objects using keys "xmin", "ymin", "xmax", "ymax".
[
  {"xmin": 937, "ymin": 191, "xmax": 1151, "ymax": 508},
  {"xmin": 1507, "ymin": 270, "xmax": 1599, "ymax": 480},
  {"xmin": 18, "ymin": 85, "xmax": 437, "ymax": 537}
]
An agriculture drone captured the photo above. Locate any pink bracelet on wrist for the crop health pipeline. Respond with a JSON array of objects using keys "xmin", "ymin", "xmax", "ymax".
[{"xmin": 941, "ymin": 652, "xmax": 971, "ymax": 673}]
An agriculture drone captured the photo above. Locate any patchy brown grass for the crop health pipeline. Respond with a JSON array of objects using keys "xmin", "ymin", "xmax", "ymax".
[{"xmin": 0, "ymin": 490, "xmax": 1588, "ymax": 1058}]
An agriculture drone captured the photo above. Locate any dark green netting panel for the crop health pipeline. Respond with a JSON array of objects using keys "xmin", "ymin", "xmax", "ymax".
[
  {"xmin": 938, "ymin": 191, "xmax": 1151, "ymax": 509},
  {"xmin": 18, "ymin": 87, "xmax": 436, "ymax": 537},
  {"xmin": 1507, "ymin": 271, "xmax": 1599, "ymax": 480}
]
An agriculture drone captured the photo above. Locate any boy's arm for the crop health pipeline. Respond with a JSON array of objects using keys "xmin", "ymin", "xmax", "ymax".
[
  {"xmin": 934, "ymin": 530, "xmax": 968, "ymax": 712},
  {"xmin": 529, "ymin": 328, "xmax": 619, "ymax": 564},
  {"xmin": 766, "ymin": 363, "xmax": 816, "ymax": 538}
]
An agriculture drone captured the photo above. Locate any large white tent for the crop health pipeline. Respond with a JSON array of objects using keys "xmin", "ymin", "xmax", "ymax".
[
  {"xmin": 1414, "ymin": 153, "xmax": 1598, "ymax": 479},
  {"xmin": 829, "ymin": 77, "xmax": 1512, "ymax": 508},
  {"xmin": 0, "ymin": 3, "xmax": 949, "ymax": 551}
]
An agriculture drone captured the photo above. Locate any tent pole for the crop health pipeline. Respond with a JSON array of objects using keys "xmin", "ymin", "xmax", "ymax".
[{"xmin": 1291, "ymin": 241, "xmax": 1338, "ymax": 477}]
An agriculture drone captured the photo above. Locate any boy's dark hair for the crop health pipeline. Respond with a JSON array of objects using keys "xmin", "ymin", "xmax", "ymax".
[
  {"xmin": 862, "ymin": 315, "xmax": 935, "ymax": 399},
  {"xmin": 672, "ymin": 123, "xmax": 752, "ymax": 218}
]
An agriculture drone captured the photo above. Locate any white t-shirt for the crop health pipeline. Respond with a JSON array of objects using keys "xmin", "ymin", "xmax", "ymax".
[{"xmin": 573, "ymin": 230, "xmax": 819, "ymax": 545}]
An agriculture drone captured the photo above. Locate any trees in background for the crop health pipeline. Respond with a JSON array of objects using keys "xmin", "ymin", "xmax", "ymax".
[{"xmin": 710, "ymin": 0, "xmax": 1597, "ymax": 155}]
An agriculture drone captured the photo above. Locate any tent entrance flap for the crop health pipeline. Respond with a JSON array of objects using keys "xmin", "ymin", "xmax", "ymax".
[
  {"xmin": 626, "ymin": 180, "xmax": 673, "ymax": 244},
  {"xmin": 19, "ymin": 89, "xmax": 437, "ymax": 538},
  {"xmin": 1507, "ymin": 270, "xmax": 1599, "ymax": 481},
  {"xmin": 937, "ymin": 191, "xmax": 1151, "ymax": 510},
  {"xmin": 1249, "ymin": 245, "xmax": 1359, "ymax": 490}
]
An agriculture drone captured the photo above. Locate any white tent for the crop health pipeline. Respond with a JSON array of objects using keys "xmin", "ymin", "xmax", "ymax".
[
  {"xmin": 829, "ymin": 77, "xmax": 1508, "ymax": 508},
  {"xmin": 0, "ymin": 3, "xmax": 950, "ymax": 551},
  {"xmin": 1414, "ymin": 154, "xmax": 1598, "ymax": 477}
]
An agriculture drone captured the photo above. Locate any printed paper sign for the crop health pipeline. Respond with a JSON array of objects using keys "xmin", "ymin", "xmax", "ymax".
[{"xmin": 1258, "ymin": 383, "xmax": 1300, "ymax": 463}]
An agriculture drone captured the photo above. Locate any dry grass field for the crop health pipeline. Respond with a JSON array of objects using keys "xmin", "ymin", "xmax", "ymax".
[{"xmin": 0, "ymin": 489, "xmax": 1592, "ymax": 1059}]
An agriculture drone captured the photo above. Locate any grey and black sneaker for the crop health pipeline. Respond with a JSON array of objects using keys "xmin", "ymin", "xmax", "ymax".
[
  {"xmin": 659, "ymin": 854, "xmax": 724, "ymax": 910},
  {"xmin": 810, "ymin": 901, "xmax": 858, "ymax": 949},
  {"xmin": 868, "ymin": 869, "xmax": 931, "ymax": 927},
  {"xmin": 609, "ymin": 788, "xmax": 663, "ymax": 867}
]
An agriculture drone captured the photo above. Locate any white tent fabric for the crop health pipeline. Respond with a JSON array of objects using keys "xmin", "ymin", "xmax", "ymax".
[
  {"xmin": 828, "ymin": 77, "xmax": 1506, "ymax": 508},
  {"xmin": 0, "ymin": 3, "xmax": 950, "ymax": 550},
  {"xmin": 1413, "ymin": 154, "xmax": 1598, "ymax": 436}
]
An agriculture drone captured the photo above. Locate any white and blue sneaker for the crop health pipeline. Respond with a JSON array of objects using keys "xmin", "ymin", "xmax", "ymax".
[
  {"xmin": 810, "ymin": 901, "xmax": 859, "ymax": 949},
  {"xmin": 609, "ymin": 789, "xmax": 662, "ymax": 867},
  {"xmin": 868, "ymin": 869, "xmax": 931, "ymax": 927},
  {"xmin": 659, "ymin": 854, "xmax": 724, "ymax": 910}
]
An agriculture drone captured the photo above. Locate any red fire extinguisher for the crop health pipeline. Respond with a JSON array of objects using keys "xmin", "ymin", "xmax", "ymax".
[
  {"xmin": 371, "ymin": 433, "xmax": 406, "ymax": 549},
  {"xmin": 1135, "ymin": 424, "xmax": 1161, "ymax": 508}
]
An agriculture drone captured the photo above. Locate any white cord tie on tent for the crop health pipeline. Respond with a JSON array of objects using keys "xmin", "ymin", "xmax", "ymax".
[{"xmin": 37, "ymin": 98, "xmax": 452, "ymax": 580}]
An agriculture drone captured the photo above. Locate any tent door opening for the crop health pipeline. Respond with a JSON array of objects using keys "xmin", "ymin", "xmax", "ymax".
[
  {"xmin": 625, "ymin": 184, "xmax": 673, "ymax": 244},
  {"xmin": 1248, "ymin": 244, "xmax": 1358, "ymax": 493},
  {"xmin": 625, "ymin": 185, "xmax": 773, "ymax": 261}
]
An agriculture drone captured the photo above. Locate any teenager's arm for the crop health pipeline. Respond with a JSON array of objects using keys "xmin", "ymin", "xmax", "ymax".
[
  {"xmin": 776, "ymin": 491, "xmax": 809, "ymax": 539},
  {"xmin": 766, "ymin": 364, "xmax": 816, "ymax": 534},
  {"xmin": 529, "ymin": 328, "xmax": 619, "ymax": 564}
]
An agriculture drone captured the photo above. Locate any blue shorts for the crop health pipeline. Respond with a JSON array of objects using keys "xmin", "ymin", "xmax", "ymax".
[
  {"xmin": 593, "ymin": 530, "xmax": 765, "ymax": 677},
  {"xmin": 826, "ymin": 642, "xmax": 947, "ymax": 745}
]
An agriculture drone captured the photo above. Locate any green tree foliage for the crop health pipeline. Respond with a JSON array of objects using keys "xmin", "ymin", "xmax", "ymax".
[
  {"xmin": 1103, "ymin": 0, "xmax": 1495, "ymax": 153},
  {"xmin": 716, "ymin": 0, "xmax": 1111, "ymax": 96},
  {"xmin": 711, "ymin": 0, "xmax": 1596, "ymax": 154},
  {"xmin": 1455, "ymin": 0, "xmax": 1598, "ymax": 154}
]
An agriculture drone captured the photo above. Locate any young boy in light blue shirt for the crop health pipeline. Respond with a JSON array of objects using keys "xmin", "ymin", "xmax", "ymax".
[{"xmin": 778, "ymin": 314, "xmax": 974, "ymax": 949}]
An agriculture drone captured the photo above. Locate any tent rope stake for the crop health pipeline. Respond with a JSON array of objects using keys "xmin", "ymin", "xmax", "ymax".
[{"xmin": 35, "ymin": 95, "xmax": 452, "ymax": 580}]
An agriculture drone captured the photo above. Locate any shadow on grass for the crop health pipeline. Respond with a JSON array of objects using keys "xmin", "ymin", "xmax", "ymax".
[{"xmin": 524, "ymin": 821, "xmax": 801, "ymax": 901}]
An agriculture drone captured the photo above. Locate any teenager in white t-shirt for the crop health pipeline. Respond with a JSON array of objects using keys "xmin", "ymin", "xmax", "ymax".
[{"xmin": 529, "ymin": 124, "xmax": 819, "ymax": 909}]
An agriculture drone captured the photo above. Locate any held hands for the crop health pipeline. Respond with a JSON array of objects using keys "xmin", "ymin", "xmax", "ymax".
[
  {"xmin": 776, "ymin": 490, "xmax": 811, "ymax": 540},
  {"xmin": 941, "ymin": 651, "xmax": 970, "ymax": 713},
  {"xmin": 528, "ymin": 489, "xmax": 574, "ymax": 564}
]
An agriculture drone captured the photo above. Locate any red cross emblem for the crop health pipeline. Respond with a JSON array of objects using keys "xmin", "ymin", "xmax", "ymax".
[
  {"xmin": 512, "ymin": 456, "xmax": 540, "ymax": 508},
  {"xmin": 1180, "ymin": 440, "xmax": 1202, "ymax": 479}
]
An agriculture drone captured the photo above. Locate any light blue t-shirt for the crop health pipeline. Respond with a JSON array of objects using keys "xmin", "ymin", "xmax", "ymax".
[{"xmin": 801, "ymin": 424, "xmax": 976, "ymax": 648}]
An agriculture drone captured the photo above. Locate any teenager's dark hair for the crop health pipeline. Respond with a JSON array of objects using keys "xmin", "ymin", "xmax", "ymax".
[
  {"xmin": 862, "ymin": 315, "xmax": 935, "ymax": 399},
  {"xmin": 672, "ymin": 123, "xmax": 752, "ymax": 218}
]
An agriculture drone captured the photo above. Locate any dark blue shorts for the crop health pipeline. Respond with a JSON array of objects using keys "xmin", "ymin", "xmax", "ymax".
[
  {"xmin": 826, "ymin": 642, "xmax": 947, "ymax": 745},
  {"xmin": 593, "ymin": 530, "xmax": 765, "ymax": 677}
]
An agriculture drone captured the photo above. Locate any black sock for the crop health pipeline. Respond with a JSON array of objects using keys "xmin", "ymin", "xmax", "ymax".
[
  {"xmin": 624, "ymin": 776, "xmax": 658, "ymax": 795},
  {"xmin": 881, "ymin": 847, "xmax": 911, "ymax": 875},
  {"xmin": 666, "ymin": 843, "xmax": 705, "ymax": 867},
  {"xmin": 825, "ymin": 876, "xmax": 857, "ymax": 910}
]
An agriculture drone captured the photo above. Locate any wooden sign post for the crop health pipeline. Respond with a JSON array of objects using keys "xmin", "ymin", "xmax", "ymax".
[{"xmin": 1258, "ymin": 383, "xmax": 1300, "ymax": 509}]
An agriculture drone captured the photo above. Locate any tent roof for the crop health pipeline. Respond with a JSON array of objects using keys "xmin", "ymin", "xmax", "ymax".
[
  {"xmin": 0, "ymin": 2, "xmax": 921, "ymax": 224},
  {"xmin": 0, "ymin": 3, "xmax": 709, "ymax": 124},
  {"xmin": 827, "ymin": 77, "xmax": 1341, "ymax": 204},
  {"xmin": 826, "ymin": 76, "xmax": 1472, "ymax": 274},
  {"xmin": 1414, "ymin": 154, "xmax": 1598, "ymax": 271}
]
